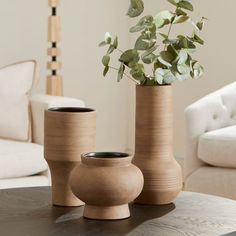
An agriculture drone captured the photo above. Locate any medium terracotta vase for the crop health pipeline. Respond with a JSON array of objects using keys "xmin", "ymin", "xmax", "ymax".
[
  {"xmin": 44, "ymin": 107, "xmax": 96, "ymax": 206},
  {"xmin": 133, "ymin": 85, "xmax": 182, "ymax": 205},
  {"xmin": 70, "ymin": 152, "xmax": 144, "ymax": 220}
]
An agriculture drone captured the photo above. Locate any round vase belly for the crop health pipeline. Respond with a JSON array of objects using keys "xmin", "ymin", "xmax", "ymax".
[
  {"xmin": 44, "ymin": 107, "xmax": 96, "ymax": 206},
  {"xmin": 70, "ymin": 152, "xmax": 144, "ymax": 220},
  {"xmin": 133, "ymin": 85, "xmax": 182, "ymax": 205}
]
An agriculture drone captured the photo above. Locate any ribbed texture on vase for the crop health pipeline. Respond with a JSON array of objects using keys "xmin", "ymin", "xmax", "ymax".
[{"xmin": 133, "ymin": 85, "xmax": 182, "ymax": 205}]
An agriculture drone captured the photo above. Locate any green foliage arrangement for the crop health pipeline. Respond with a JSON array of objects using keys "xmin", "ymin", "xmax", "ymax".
[{"xmin": 99, "ymin": 0, "xmax": 206, "ymax": 86}]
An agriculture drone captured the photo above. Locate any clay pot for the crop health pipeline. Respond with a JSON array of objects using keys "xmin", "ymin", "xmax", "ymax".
[
  {"xmin": 70, "ymin": 152, "xmax": 144, "ymax": 220},
  {"xmin": 44, "ymin": 107, "xmax": 96, "ymax": 206},
  {"xmin": 133, "ymin": 85, "xmax": 182, "ymax": 205}
]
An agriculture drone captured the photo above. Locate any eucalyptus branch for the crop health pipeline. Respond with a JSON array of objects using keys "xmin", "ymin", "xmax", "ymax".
[
  {"xmin": 109, "ymin": 66, "xmax": 141, "ymax": 85},
  {"xmin": 100, "ymin": 0, "xmax": 206, "ymax": 86},
  {"xmin": 116, "ymin": 48, "xmax": 124, "ymax": 54},
  {"xmin": 164, "ymin": 10, "xmax": 177, "ymax": 50},
  {"xmin": 164, "ymin": 23, "xmax": 173, "ymax": 50},
  {"xmin": 107, "ymin": 42, "xmax": 124, "ymax": 54}
]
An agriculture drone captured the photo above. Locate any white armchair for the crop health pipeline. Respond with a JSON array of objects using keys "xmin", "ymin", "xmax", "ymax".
[
  {"xmin": 0, "ymin": 94, "xmax": 84, "ymax": 189},
  {"xmin": 185, "ymin": 82, "xmax": 236, "ymax": 200}
]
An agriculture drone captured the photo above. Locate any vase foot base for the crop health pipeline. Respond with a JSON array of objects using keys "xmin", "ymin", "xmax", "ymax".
[
  {"xmin": 134, "ymin": 189, "xmax": 181, "ymax": 205},
  {"xmin": 52, "ymin": 199, "xmax": 85, "ymax": 207},
  {"xmin": 83, "ymin": 204, "xmax": 130, "ymax": 220}
]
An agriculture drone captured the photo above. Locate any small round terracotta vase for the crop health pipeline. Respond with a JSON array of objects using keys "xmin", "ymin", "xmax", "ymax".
[
  {"xmin": 44, "ymin": 107, "xmax": 96, "ymax": 207},
  {"xmin": 70, "ymin": 152, "xmax": 144, "ymax": 220}
]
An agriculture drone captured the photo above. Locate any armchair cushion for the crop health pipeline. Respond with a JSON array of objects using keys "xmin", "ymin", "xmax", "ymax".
[
  {"xmin": 198, "ymin": 125, "xmax": 236, "ymax": 168},
  {"xmin": 0, "ymin": 139, "xmax": 47, "ymax": 179},
  {"xmin": 0, "ymin": 60, "xmax": 37, "ymax": 141},
  {"xmin": 185, "ymin": 82, "xmax": 236, "ymax": 178}
]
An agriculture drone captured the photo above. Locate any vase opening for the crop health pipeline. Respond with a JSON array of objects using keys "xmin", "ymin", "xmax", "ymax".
[
  {"xmin": 83, "ymin": 152, "xmax": 129, "ymax": 159},
  {"xmin": 48, "ymin": 107, "xmax": 94, "ymax": 113}
]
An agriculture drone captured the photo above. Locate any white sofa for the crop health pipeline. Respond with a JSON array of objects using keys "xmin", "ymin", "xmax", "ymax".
[
  {"xmin": 0, "ymin": 94, "xmax": 84, "ymax": 189},
  {"xmin": 185, "ymin": 82, "xmax": 236, "ymax": 200}
]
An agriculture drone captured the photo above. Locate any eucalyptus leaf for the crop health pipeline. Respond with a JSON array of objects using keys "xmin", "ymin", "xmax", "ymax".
[
  {"xmin": 167, "ymin": 45, "xmax": 178, "ymax": 57},
  {"xmin": 99, "ymin": 41, "xmax": 107, "ymax": 47},
  {"xmin": 196, "ymin": 21, "xmax": 203, "ymax": 31},
  {"xmin": 176, "ymin": 49, "xmax": 188, "ymax": 64},
  {"xmin": 177, "ymin": 63, "xmax": 190, "ymax": 74},
  {"xmin": 160, "ymin": 51, "xmax": 175, "ymax": 63},
  {"xmin": 127, "ymin": 0, "xmax": 144, "ymax": 18},
  {"xmin": 173, "ymin": 15, "xmax": 190, "ymax": 24},
  {"xmin": 167, "ymin": 0, "xmax": 177, "ymax": 7},
  {"xmin": 135, "ymin": 35, "xmax": 156, "ymax": 50},
  {"xmin": 155, "ymin": 68, "xmax": 165, "ymax": 84},
  {"xmin": 119, "ymin": 49, "xmax": 140, "ymax": 65},
  {"xmin": 178, "ymin": 35, "xmax": 196, "ymax": 49},
  {"xmin": 163, "ymin": 70, "xmax": 176, "ymax": 84},
  {"xmin": 155, "ymin": 68, "xmax": 176, "ymax": 84},
  {"xmin": 107, "ymin": 45, "xmax": 116, "ymax": 54},
  {"xmin": 158, "ymin": 56, "xmax": 172, "ymax": 67},
  {"xmin": 142, "ymin": 45, "xmax": 158, "ymax": 58},
  {"xmin": 103, "ymin": 66, "xmax": 109, "ymax": 77},
  {"xmin": 188, "ymin": 33, "xmax": 204, "ymax": 45},
  {"xmin": 178, "ymin": 0, "xmax": 194, "ymax": 11},
  {"xmin": 163, "ymin": 38, "xmax": 179, "ymax": 45},
  {"xmin": 154, "ymin": 11, "xmax": 174, "ymax": 28},
  {"xmin": 118, "ymin": 63, "xmax": 125, "ymax": 82},
  {"xmin": 142, "ymin": 53, "xmax": 156, "ymax": 64},
  {"xmin": 102, "ymin": 55, "xmax": 110, "ymax": 66},
  {"xmin": 175, "ymin": 72, "xmax": 190, "ymax": 81},
  {"xmin": 130, "ymin": 63, "xmax": 145, "ymax": 81},
  {"xmin": 196, "ymin": 17, "xmax": 207, "ymax": 30},
  {"xmin": 192, "ymin": 62, "xmax": 204, "ymax": 78},
  {"xmin": 130, "ymin": 15, "xmax": 154, "ymax": 33},
  {"xmin": 194, "ymin": 34, "xmax": 204, "ymax": 45},
  {"xmin": 130, "ymin": 25, "xmax": 146, "ymax": 33},
  {"xmin": 113, "ymin": 36, "xmax": 118, "ymax": 48},
  {"xmin": 143, "ymin": 77, "xmax": 158, "ymax": 85},
  {"xmin": 104, "ymin": 32, "xmax": 112, "ymax": 44},
  {"xmin": 176, "ymin": 8, "xmax": 187, "ymax": 16},
  {"xmin": 154, "ymin": 60, "xmax": 166, "ymax": 71}
]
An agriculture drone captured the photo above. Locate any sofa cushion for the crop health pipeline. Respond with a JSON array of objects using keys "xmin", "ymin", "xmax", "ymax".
[
  {"xmin": 198, "ymin": 125, "xmax": 236, "ymax": 168},
  {"xmin": 0, "ymin": 139, "xmax": 47, "ymax": 179},
  {"xmin": 185, "ymin": 166, "xmax": 236, "ymax": 200},
  {"xmin": 0, "ymin": 60, "xmax": 36, "ymax": 141},
  {"xmin": 0, "ymin": 176, "xmax": 49, "ymax": 190}
]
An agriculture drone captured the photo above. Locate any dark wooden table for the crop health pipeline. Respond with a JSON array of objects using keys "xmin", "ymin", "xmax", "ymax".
[{"xmin": 0, "ymin": 187, "xmax": 236, "ymax": 236}]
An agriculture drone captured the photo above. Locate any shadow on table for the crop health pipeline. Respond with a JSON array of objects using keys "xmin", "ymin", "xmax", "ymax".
[
  {"xmin": 52, "ymin": 203, "xmax": 175, "ymax": 236},
  {"xmin": 221, "ymin": 232, "xmax": 236, "ymax": 236}
]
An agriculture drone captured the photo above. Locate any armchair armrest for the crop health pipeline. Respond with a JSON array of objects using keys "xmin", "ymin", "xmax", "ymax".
[
  {"xmin": 185, "ymin": 82, "xmax": 236, "ymax": 178},
  {"xmin": 30, "ymin": 94, "xmax": 85, "ymax": 145}
]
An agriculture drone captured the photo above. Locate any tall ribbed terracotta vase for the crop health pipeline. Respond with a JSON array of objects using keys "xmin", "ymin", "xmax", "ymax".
[
  {"xmin": 133, "ymin": 85, "xmax": 182, "ymax": 205},
  {"xmin": 44, "ymin": 107, "xmax": 96, "ymax": 206}
]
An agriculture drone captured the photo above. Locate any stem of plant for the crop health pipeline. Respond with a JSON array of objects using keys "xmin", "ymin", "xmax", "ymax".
[
  {"xmin": 109, "ymin": 66, "xmax": 140, "ymax": 85},
  {"xmin": 164, "ymin": 23, "xmax": 173, "ymax": 51},
  {"xmin": 116, "ymin": 48, "xmax": 124, "ymax": 54},
  {"xmin": 164, "ymin": 10, "xmax": 177, "ymax": 51}
]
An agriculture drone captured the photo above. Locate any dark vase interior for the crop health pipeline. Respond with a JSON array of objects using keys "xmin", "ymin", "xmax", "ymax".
[
  {"xmin": 83, "ymin": 152, "xmax": 129, "ymax": 159},
  {"xmin": 48, "ymin": 107, "xmax": 94, "ymax": 113}
]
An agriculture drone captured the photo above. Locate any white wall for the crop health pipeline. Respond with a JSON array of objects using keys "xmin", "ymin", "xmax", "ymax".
[
  {"xmin": 0, "ymin": 0, "xmax": 131, "ymax": 152},
  {"xmin": 0, "ymin": 0, "xmax": 236, "ymax": 157}
]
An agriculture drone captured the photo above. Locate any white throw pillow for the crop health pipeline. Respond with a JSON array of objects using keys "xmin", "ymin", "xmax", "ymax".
[
  {"xmin": 0, "ymin": 139, "xmax": 47, "ymax": 179},
  {"xmin": 0, "ymin": 60, "xmax": 36, "ymax": 141}
]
